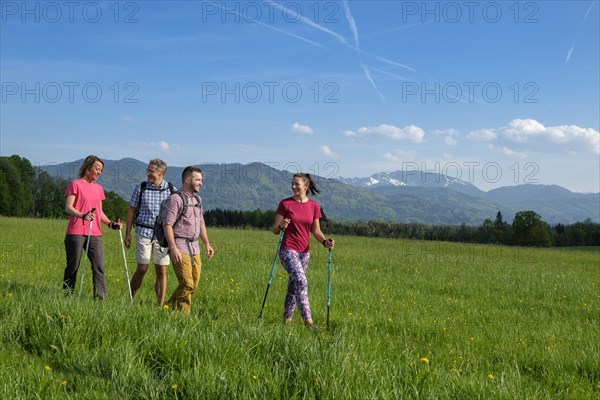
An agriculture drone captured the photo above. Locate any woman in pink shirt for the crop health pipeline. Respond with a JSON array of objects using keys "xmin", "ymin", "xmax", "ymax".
[
  {"xmin": 272, "ymin": 173, "xmax": 335, "ymax": 329},
  {"xmin": 62, "ymin": 155, "xmax": 121, "ymax": 299}
]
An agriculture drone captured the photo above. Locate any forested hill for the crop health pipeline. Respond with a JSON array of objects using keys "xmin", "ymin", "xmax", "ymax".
[
  {"xmin": 36, "ymin": 158, "xmax": 599, "ymax": 225},
  {"xmin": 40, "ymin": 158, "xmax": 398, "ymax": 223}
]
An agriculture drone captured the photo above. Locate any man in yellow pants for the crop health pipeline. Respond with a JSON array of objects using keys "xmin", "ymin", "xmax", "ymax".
[{"xmin": 162, "ymin": 166, "xmax": 214, "ymax": 314}]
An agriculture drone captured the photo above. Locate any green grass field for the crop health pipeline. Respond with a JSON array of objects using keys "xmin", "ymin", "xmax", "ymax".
[{"xmin": 1, "ymin": 217, "xmax": 598, "ymax": 399}]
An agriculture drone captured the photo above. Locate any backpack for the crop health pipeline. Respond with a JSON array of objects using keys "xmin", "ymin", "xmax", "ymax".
[
  {"xmin": 134, "ymin": 181, "xmax": 175, "ymax": 229},
  {"xmin": 154, "ymin": 191, "xmax": 202, "ymax": 248}
]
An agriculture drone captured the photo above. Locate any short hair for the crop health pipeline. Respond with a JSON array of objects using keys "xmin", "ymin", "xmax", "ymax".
[
  {"xmin": 78, "ymin": 155, "xmax": 104, "ymax": 179},
  {"xmin": 149, "ymin": 159, "xmax": 167, "ymax": 174},
  {"xmin": 182, "ymin": 166, "xmax": 202, "ymax": 182}
]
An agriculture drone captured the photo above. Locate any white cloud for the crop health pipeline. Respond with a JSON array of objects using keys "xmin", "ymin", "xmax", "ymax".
[
  {"xmin": 445, "ymin": 137, "xmax": 458, "ymax": 145},
  {"xmin": 383, "ymin": 152, "xmax": 398, "ymax": 161},
  {"xmin": 320, "ymin": 145, "xmax": 338, "ymax": 157},
  {"xmin": 345, "ymin": 124, "xmax": 425, "ymax": 142},
  {"xmin": 120, "ymin": 115, "xmax": 134, "ymax": 123},
  {"xmin": 493, "ymin": 145, "xmax": 528, "ymax": 158},
  {"xmin": 383, "ymin": 149, "xmax": 417, "ymax": 162},
  {"xmin": 291, "ymin": 122, "xmax": 314, "ymax": 135},
  {"xmin": 468, "ymin": 128, "xmax": 497, "ymax": 141},
  {"xmin": 434, "ymin": 128, "xmax": 460, "ymax": 146},
  {"xmin": 143, "ymin": 141, "xmax": 180, "ymax": 154},
  {"xmin": 468, "ymin": 119, "xmax": 600, "ymax": 155},
  {"xmin": 158, "ymin": 141, "xmax": 172, "ymax": 151},
  {"xmin": 344, "ymin": 130, "xmax": 357, "ymax": 139}
]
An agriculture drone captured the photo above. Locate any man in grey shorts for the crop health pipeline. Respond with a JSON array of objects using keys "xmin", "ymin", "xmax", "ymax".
[{"xmin": 124, "ymin": 159, "xmax": 176, "ymax": 306}]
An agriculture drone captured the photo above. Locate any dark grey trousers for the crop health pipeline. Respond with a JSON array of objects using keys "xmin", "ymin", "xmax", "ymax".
[{"xmin": 63, "ymin": 234, "xmax": 107, "ymax": 299}]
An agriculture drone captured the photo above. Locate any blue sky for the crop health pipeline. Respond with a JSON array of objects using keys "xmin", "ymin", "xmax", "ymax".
[{"xmin": 1, "ymin": 0, "xmax": 599, "ymax": 192}]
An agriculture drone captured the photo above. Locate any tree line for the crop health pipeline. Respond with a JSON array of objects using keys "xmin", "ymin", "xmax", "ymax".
[
  {"xmin": 323, "ymin": 211, "xmax": 600, "ymax": 247},
  {"xmin": 1, "ymin": 155, "xmax": 598, "ymax": 247},
  {"xmin": 203, "ymin": 208, "xmax": 599, "ymax": 247}
]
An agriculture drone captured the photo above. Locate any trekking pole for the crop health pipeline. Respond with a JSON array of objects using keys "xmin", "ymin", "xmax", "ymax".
[
  {"xmin": 258, "ymin": 229, "xmax": 284, "ymax": 321},
  {"xmin": 117, "ymin": 218, "xmax": 133, "ymax": 303},
  {"xmin": 78, "ymin": 208, "xmax": 96, "ymax": 298},
  {"xmin": 327, "ymin": 248, "xmax": 332, "ymax": 330}
]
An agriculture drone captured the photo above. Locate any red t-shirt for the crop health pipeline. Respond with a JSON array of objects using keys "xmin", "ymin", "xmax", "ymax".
[
  {"xmin": 276, "ymin": 197, "xmax": 322, "ymax": 253},
  {"xmin": 65, "ymin": 179, "xmax": 106, "ymax": 236}
]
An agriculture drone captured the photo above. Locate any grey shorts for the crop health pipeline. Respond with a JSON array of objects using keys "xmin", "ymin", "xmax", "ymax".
[{"xmin": 136, "ymin": 234, "xmax": 170, "ymax": 265}]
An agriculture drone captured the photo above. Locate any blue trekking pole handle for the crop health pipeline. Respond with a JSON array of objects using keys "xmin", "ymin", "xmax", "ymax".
[{"xmin": 258, "ymin": 229, "xmax": 284, "ymax": 320}]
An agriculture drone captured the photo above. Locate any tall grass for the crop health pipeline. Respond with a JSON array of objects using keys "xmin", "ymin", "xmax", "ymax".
[{"xmin": 0, "ymin": 217, "xmax": 598, "ymax": 399}]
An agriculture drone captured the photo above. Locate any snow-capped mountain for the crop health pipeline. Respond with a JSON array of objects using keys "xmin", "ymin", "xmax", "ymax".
[{"xmin": 339, "ymin": 170, "xmax": 485, "ymax": 198}]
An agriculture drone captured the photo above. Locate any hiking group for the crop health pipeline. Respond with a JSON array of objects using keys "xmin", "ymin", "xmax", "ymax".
[{"xmin": 62, "ymin": 155, "xmax": 335, "ymax": 326}]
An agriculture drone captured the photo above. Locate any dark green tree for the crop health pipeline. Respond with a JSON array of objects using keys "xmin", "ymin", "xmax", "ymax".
[
  {"xmin": 0, "ymin": 170, "xmax": 11, "ymax": 215},
  {"xmin": 33, "ymin": 170, "xmax": 67, "ymax": 218},
  {"xmin": 493, "ymin": 211, "xmax": 510, "ymax": 244},
  {"xmin": 494, "ymin": 211, "xmax": 504, "ymax": 226},
  {"xmin": 477, "ymin": 218, "xmax": 495, "ymax": 244},
  {"xmin": 103, "ymin": 191, "xmax": 129, "ymax": 222},
  {"xmin": 0, "ymin": 157, "xmax": 24, "ymax": 216},
  {"xmin": 512, "ymin": 210, "xmax": 552, "ymax": 247},
  {"xmin": 528, "ymin": 221, "xmax": 553, "ymax": 247},
  {"xmin": 10, "ymin": 155, "xmax": 35, "ymax": 215}
]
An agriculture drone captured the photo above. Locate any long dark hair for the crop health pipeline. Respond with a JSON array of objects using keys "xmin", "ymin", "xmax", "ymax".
[
  {"xmin": 294, "ymin": 173, "xmax": 320, "ymax": 196},
  {"xmin": 78, "ymin": 155, "xmax": 104, "ymax": 179}
]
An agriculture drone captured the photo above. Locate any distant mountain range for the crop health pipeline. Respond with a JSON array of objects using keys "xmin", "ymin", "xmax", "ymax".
[
  {"xmin": 40, "ymin": 158, "xmax": 599, "ymax": 225},
  {"xmin": 338, "ymin": 171, "xmax": 600, "ymax": 225}
]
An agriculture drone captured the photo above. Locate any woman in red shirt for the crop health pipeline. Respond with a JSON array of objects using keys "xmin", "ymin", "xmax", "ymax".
[{"xmin": 273, "ymin": 173, "xmax": 335, "ymax": 329}]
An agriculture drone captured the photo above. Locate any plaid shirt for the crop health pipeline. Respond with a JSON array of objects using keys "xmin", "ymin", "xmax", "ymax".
[
  {"xmin": 163, "ymin": 191, "xmax": 204, "ymax": 255},
  {"xmin": 129, "ymin": 180, "xmax": 176, "ymax": 238}
]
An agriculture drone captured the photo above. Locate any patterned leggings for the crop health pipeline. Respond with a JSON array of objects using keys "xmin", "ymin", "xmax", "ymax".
[{"xmin": 279, "ymin": 249, "xmax": 311, "ymax": 322}]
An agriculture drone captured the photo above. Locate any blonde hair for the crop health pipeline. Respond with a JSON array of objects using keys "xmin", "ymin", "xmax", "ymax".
[{"xmin": 78, "ymin": 155, "xmax": 104, "ymax": 179}]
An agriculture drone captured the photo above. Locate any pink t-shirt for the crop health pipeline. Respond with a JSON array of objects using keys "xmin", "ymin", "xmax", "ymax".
[
  {"xmin": 65, "ymin": 179, "xmax": 106, "ymax": 236},
  {"xmin": 276, "ymin": 197, "xmax": 322, "ymax": 253}
]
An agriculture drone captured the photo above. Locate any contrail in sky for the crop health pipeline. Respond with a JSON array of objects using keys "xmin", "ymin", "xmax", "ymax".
[
  {"xmin": 566, "ymin": 42, "xmax": 575, "ymax": 64},
  {"xmin": 342, "ymin": 0, "xmax": 385, "ymax": 102},
  {"xmin": 583, "ymin": 1, "xmax": 597, "ymax": 22},
  {"xmin": 375, "ymin": 56, "xmax": 416, "ymax": 72},
  {"xmin": 205, "ymin": 1, "xmax": 328, "ymax": 49},
  {"xmin": 211, "ymin": 0, "xmax": 413, "ymax": 101},
  {"xmin": 264, "ymin": 0, "xmax": 350, "ymax": 47}
]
